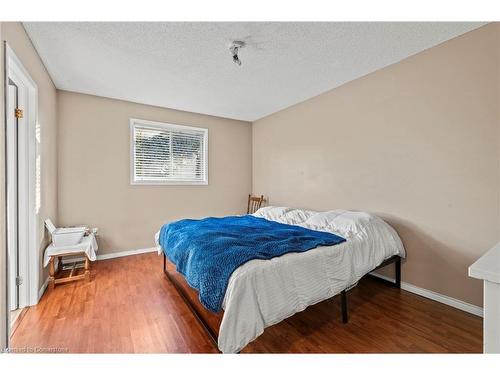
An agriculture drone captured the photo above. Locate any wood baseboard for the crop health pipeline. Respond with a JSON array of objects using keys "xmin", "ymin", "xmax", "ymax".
[
  {"xmin": 97, "ymin": 247, "xmax": 157, "ymax": 261},
  {"xmin": 370, "ymin": 272, "xmax": 483, "ymax": 317}
]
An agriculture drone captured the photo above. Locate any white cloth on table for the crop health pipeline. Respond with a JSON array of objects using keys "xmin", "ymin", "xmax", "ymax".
[{"xmin": 43, "ymin": 233, "xmax": 98, "ymax": 267}]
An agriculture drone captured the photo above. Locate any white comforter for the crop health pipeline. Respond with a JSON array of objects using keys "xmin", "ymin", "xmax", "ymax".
[{"xmin": 156, "ymin": 206, "xmax": 405, "ymax": 353}]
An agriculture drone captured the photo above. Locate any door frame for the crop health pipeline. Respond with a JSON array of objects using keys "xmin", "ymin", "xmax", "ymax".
[{"xmin": 4, "ymin": 42, "xmax": 39, "ymax": 315}]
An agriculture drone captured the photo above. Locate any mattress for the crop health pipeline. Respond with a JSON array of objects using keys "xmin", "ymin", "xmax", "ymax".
[{"xmin": 156, "ymin": 206, "xmax": 405, "ymax": 353}]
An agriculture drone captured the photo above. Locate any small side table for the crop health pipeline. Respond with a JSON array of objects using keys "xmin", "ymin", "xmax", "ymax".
[
  {"xmin": 44, "ymin": 233, "xmax": 98, "ymax": 290},
  {"xmin": 48, "ymin": 253, "xmax": 91, "ymax": 290}
]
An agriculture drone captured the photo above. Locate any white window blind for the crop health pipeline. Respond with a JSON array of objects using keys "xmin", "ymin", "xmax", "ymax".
[{"xmin": 130, "ymin": 119, "xmax": 208, "ymax": 185}]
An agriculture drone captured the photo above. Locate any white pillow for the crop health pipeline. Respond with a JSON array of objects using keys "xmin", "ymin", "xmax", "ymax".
[
  {"xmin": 306, "ymin": 209, "xmax": 374, "ymax": 238},
  {"xmin": 253, "ymin": 206, "xmax": 290, "ymax": 222},
  {"xmin": 306, "ymin": 210, "xmax": 345, "ymax": 229},
  {"xmin": 255, "ymin": 206, "xmax": 375, "ymax": 239},
  {"xmin": 330, "ymin": 211, "xmax": 374, "ymax": 238},
  {"xmin": 253, "ymin": 206, "xmax": 316, "ymax": 225},
  {"xmin": 280, "ymin": 208, "xmax": 316, "ymax": 225}
]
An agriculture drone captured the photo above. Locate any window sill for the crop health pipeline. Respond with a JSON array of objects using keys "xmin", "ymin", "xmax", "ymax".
[{"xmin": 130, "ymin": 180, "xmax": 209, "ymax": 186}]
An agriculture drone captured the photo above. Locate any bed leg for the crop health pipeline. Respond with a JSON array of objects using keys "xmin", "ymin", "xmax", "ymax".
[
  {"xmin": 395, "ymin": 257, "xmax": 401, "ymax": 289},
  {"xmin": 341, "ymin": 290, "xmax": 348, "ymax": 324}
]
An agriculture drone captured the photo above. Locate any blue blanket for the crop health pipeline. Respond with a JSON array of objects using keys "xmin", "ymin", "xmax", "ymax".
[{"xmin": 159, "ymin": 215, "xmax": 346, "ymax": 312}]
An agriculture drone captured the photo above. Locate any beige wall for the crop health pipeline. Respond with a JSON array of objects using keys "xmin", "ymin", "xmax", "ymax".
[
  {"xmin": 253, "ymin": 24, "xmax": 500, "ymax": 307},
  {"xmin": 1, "ymin": 22, "xmax": 58, "ymax": 307},
  {"xmin": 57, "ymin": 91, "xmax": 252, "ymax": 254}
]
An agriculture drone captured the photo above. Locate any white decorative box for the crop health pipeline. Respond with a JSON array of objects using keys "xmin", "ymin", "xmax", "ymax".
[{"xmin": 45, "ymin": 219, "xmax": 87, "ymax": 247}]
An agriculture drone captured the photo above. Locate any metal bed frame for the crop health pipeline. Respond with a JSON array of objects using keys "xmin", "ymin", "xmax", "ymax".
[{"xmin": 163, "ymin": 253, "xmax": 401, "ymax": 350}]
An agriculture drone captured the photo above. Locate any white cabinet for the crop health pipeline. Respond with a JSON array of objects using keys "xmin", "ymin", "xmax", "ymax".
[{"xmin": 469, "ymin": 243, "xmax": 500, "ymax": 353}]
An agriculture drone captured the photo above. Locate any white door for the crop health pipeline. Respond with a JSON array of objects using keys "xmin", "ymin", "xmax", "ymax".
[
  {"xmin": 6, "ymin": 76, "xmax": 29, "ymax": 311},
  {"xmin": 7, "ymin": 81, "xmax": 20, "ymax": 311},
  {"xmin": 5, "ymin": 44, "xmax": 39, "ymax": 317}
]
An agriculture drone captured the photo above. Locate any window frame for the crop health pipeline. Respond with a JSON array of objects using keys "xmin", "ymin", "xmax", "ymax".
[{"xmin": 130, "ymin": 118, "xmax": 209, "ymax": 186}]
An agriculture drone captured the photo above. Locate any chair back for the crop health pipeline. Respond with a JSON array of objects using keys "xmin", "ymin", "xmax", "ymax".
[
  {"xmin": 45, "ymin": 219, "xmax": 57, "ymax": 234},
  {"xmin": 247, "ymin": 194, "xmax": 264, "ymax": 214}
]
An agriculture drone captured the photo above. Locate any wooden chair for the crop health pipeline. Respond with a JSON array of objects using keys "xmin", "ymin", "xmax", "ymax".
[{"xmin": 247, "ymin": 194, "xmax": 264, "ymax": 214}]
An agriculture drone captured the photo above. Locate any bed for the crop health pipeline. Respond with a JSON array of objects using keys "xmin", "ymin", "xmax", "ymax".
[{"xmin": 155, "ymin": 206, "xmax": 405, "ymax": 353}]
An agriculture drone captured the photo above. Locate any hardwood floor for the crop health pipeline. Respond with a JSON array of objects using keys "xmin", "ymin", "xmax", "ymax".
[{"xmin": 10, "ymin": 252, "xmax": 482, "ymax": 353}]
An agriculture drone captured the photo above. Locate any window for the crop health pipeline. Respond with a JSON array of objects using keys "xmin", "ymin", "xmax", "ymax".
[{"xmin": 130, "ymin": 118, "xmax": 208, "ymax": 185}]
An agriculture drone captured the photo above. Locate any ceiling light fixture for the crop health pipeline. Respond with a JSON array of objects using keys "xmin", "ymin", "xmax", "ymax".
[{"xmin": 229, "ymin": 41, "xmax": 246, "ymax": 66}]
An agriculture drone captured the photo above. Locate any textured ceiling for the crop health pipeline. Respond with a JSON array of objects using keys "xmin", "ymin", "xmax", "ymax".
[{"xmin": 24, "ymin": 22, "xmax": 486, "ymax": 121}]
